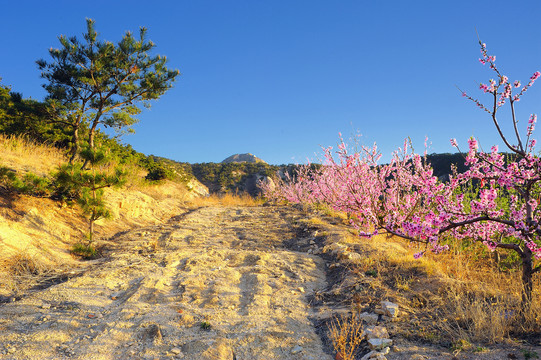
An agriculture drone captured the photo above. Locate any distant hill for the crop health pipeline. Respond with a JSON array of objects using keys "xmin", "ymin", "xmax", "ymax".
[
  {"xmin": 222, "ymin": 153, "xmax": 266, "ymax": 164},
  {"xmin": 425, "ymin": 153, "xmax": 468, "ymax": 180}
]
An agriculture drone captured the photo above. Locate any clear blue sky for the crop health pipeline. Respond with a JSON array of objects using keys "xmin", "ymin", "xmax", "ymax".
[{"xmin": 1, "ymin": 1, "xmax": 540, "ymax": 164}]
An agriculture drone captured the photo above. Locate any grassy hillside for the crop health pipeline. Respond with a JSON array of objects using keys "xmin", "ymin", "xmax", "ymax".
[{"xmin": 0, "ymin": 134, "xmax": 203, "ymax": 298}]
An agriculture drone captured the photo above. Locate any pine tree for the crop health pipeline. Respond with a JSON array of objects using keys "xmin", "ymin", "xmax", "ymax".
[
  {"xmin": 37, "ymin": 19, "xmax": 179, "ymax": 163},
  {"xmin": 55, "ymin": 147, "xmax": 125, "ymax": 244}
]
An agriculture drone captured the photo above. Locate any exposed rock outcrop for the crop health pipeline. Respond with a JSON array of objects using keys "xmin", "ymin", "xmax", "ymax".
[{"xmin": 221, "ymin": 153, "xmax": 266, "ymax": 164}]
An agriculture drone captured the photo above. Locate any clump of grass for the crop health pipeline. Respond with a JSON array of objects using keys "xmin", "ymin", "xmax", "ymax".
[
  {"xmin": 327, "ymin": 314, "xmax": 364, "ymax": 360},
  {"xmin": 199, "ymin": 321, "xmax": 212, "ymax": 330},
  {"xmin": 2, "ymin": 252, "xmax": 52, "ymax": 277},
  {"xmin": 71, "ymin": 243, "xmax": 98, "ymax": 259},
  {"xmin": 0, "ymin": 251, "xmax": 55, "ymax": 293}
]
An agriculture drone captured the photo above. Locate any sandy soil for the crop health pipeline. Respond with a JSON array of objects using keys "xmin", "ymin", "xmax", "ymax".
[{"xmin": 0, "ymin": 205, "xmax": 539, "ymax": 360}]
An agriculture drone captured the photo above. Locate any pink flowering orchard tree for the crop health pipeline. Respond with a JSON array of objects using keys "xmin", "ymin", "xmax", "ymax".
[{"xmin": 263, "ymin": 41, "xmax": 541, "ymax": 306}]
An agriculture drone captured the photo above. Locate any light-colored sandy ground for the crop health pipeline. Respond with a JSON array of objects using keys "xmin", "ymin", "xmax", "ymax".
[{"xmin": 0, "ymin": 206, "xmax": 332, "ymax": 360}]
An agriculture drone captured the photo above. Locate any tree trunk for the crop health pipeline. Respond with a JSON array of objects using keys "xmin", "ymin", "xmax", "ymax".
[
  {"xmin": 69, "ymin": 125, "xmax": 79, "ymax": 164},
  {"xmin": 521, "ymin": 246, "xmax": 534, "ymax": 310},
  {"xmin": 82, "ymin": 121, "xmax": 99, "ymax": 169},
  {"xmin": 88, "ymin": 218, "xmax": 94, "ymax": 244}
]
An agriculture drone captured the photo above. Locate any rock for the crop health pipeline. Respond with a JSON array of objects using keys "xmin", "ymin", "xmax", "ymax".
[
  {"xmin": 342, "ymin": 252, "xmax": 362, "ymax": 262},
  {"xmin": 360, "ymin": 349, "xmax": 389, "ymax": 360},
  {"xmin": 298, "ymin": 287, "xmax": 305, "ymax": 293},
  {"xmin": 364, "ymin": 325, "xmax": 389, "ymax": 340},
  {"xmin": 361, "ymin": 351, "xmax": 376, "ymax": 360},
  {"xmin": 139, "ymin": 323, "xmax": 162, "ymax": 344},
  {"xmin": 291, "ymin": 345, "xmax": 303, "ymax": 354},
  {"xmin": 325, "ymin": 242, "xmax": 349, "ymax": 255},
  {"xmin": 41, "ymin": 303, "xmax": 51, "ymax": 309},
  {"xmin": 380, "ymin": 301, "xmax": 399, "ymax": 318},
  {"xmin": 200, "ymin": 338, "xmax": 234, "ymax": 360},
  {"xmin": 367, "ymin": 338, "xmax": 393, "ymax": 350},
  {"xmin": 222, "ymin": 153, "xmax": 266, "ymax": 164},
  {"xmin": 186, "ymin": 179, "xmax": 210, "ymax": 198},
  {"xmin": 171, "ymin": 347, "xmax": 182, "ymax": 355},
  {"xmin": 358, "ymin": 312, "xmax": 379, "ymax": 324},
  {"xmin": 374, "ymin": 308, "xmax": 386, "ymax": 315}
]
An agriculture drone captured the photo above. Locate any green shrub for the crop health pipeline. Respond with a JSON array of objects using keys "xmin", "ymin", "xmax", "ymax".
[{"xmin": 71, "ymin": 243, "xmax": 98, "ymax": 259}]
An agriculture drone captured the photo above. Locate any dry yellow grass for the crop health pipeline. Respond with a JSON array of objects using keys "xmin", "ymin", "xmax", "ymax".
[
  {"xmin": 0, "ymin": 134, "xmax": 68, "ymax": 177},
  {"xmin": 357, "ymin": 232, "xmax": 541, "ymax": 343},
  {"xmin": 185, "ymin": 192, "xmax": 263, "ymax": 208},
  {"xmin": 0, "ymin": 250, "xmax": 56, "ymax": 293},
  {"xmin": 307, "ymin": 208, "xmax": 541, "ymax": 347}
]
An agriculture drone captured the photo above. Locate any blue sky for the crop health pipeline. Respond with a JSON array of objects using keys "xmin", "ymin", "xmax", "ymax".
[{"xmin": 1, "ymin": 1, "xmax": 540, "ymax": 164}]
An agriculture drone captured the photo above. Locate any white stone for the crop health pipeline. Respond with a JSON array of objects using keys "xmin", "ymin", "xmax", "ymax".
[
  {"xmin": 367, "ymin": 338, "xmax": 393, "ymax": 350},
  {"xmin": 364, "ymin": 325, "xmax": 389, "ymax": 340},
  {"xmin": 290, "ymin": 345, "xmax": 303, "ymax": 354},
  {"xmin": 358, "ymin": 312, "xmax": 379, "ymax": 324},
  {"xmin": 374, "ymin": 308, "xmax": 386, "ymax": 315},
  {"xmin": 361, "ymin": 350, "xmax": 377, "ymax": 360},
  {"xmin": 380, "ymin": 301, "xmax": 399, "ymax": 318}
]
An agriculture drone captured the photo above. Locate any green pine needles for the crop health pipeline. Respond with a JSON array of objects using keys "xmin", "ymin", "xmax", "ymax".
[
  {"xmin": 57, "ymin": 147, "xmax": 126, "ymax": 244},
  {"xmin": 36, "ymin": 18, "xmax": 179, "ymax": 163}
]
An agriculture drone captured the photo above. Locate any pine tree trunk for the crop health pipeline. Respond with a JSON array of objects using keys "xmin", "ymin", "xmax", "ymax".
[
  {"xmin": 82, "ymin": 122, "xmax": 99, "ymax": 169},
  {"xmin": 69, "ymin": 126, "xmax": 79, "ymax": 164},
  {"xmin": 89, "ymin": 218, "xmax": 94, "ymax": 244}
]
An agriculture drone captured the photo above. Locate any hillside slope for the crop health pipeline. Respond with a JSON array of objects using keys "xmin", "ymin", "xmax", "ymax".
[{"xmin": 0, "ymin": 136, "xmax": 206, "ymax": 299}]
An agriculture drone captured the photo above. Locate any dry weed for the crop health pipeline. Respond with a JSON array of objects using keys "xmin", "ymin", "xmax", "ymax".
[
  {"xmin": 0, "ymin": 251, "xmax": 55, "ymax": 293},
  {"xmin": 186, "ymin": 193, "xmax": 262, "ymax": 207},
  {"xmin": 320, "ymin": 212, "xmax": 541, "ymax": 345},
  {"xmin": 328, "ymin": 314, "xmax": 364, "ymax": 360}
]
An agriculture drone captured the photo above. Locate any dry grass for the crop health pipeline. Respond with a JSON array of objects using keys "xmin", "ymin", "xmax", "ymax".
[
  {"xmin": 363, "ymin": 234, "xmax": 541, "ymax": 344},
  {"xmin": 0, "ymin": 251, "xmax": 56, "ymax": 294},
  {"xmin": 311, "ymin": 209, "xmax": 541, "ymax": 348},
  {"xmin": 185, "ymin": 192, "xmax": 263, "ymax": 208},
  {"xmin": 328, "ymin": 314, "xmax": 364, "ymax": 360},
  {"xmin": 0, "ymin": 134, "xmax": 68, "ymax": 177}
]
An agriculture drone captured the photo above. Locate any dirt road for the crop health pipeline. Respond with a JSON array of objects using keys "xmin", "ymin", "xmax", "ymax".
[{"xmin": 0, "ymin": 206, "xmax": 333, "ymax": 360}]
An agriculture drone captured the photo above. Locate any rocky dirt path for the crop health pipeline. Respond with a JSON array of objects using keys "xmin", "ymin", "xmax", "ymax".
[{"xmin": 0, "ymin": 206, "xmax": 333, "ymax": 360}]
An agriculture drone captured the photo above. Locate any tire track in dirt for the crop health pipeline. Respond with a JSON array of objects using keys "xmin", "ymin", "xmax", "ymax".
[{"xmin": 0, "ymin": 206, "xmax": 333, "ymax": 360}]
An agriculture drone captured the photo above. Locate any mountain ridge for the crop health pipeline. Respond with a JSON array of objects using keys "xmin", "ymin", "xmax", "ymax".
[{"xmin": 221, "ymin": 153, "xmax": 266, "ymax": 164}]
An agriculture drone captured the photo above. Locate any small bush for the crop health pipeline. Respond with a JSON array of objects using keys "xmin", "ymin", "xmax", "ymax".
[
  {"xmin": 71, "ymin": 243, "xmax": 98, "ymax": 259},
  {"xmin": 328, "ymin": 315, "xmax": 364, "ymax": 360},
  {"xmin": 199, "ymin": 321, "xmax": 212, "ymax": 330},
  {"xmin": 145, "ymin": 165, "xmax": 170, "ymax": 181}
]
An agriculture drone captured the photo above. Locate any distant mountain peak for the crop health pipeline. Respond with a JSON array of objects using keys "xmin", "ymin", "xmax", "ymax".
[{"xmin": 221, "ymin": 153, "xmax": 266, "ymax": 164}]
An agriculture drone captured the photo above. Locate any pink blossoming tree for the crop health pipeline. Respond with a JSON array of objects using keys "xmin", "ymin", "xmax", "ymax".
[{"xmin": 264, "ymin": 41, "xmax": 541, "ymax": 307}]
